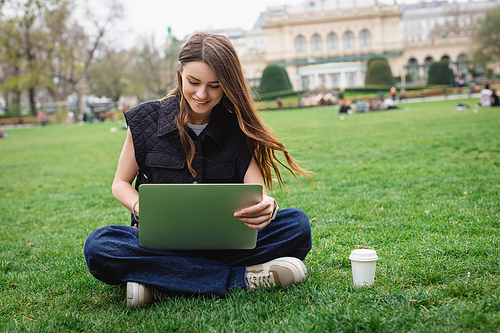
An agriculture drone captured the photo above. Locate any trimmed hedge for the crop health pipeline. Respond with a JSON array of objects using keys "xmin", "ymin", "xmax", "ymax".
[
  {"xmin": 427, "ymin": 60, "xmax": 455, "ymax": 86},
  {"xmin": 365, "ymin": 58, "xmax": 395, "ymax": 86},
  {"xmin": 259, "ymin": 65, "xmax": 293, "ymax": 94}
]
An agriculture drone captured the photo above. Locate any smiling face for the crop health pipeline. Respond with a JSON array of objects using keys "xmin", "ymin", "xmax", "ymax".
[{"xmin": 180, "ymin": 61, "xmax": 224, "ymax": 125}]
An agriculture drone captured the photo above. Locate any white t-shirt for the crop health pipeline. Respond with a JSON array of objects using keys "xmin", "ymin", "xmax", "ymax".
[
  {"xmin": 480, "ymin": 89, "xmax": 492, "ymax": 106},
  {"xmin": 383, "ymin": 98, "xmax": 394, "ymax": 109},
  {"xmin": 188, "ymin": 123, "xmax": 208, "ymax": 136}
]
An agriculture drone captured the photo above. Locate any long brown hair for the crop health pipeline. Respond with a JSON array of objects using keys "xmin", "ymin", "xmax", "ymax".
[{"xmin": 161, "ymin": 32, "xmax": 310, "ymax": 190}]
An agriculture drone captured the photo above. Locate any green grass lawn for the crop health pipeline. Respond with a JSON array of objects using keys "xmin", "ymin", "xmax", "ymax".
[{"xmin": 1, "ymin": 99, "xmax": 499, "ymax": 332}]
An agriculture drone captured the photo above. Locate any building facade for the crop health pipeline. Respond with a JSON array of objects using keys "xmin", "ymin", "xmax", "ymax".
[{"xmin": 234, "ymin": 0, "xmax": 499, "ymax": 91}]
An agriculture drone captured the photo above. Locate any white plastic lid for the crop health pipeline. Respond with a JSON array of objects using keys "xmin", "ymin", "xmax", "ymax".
[{"xmin": 349, "ymin": 249, "xmax": 379, "ymax": 262}]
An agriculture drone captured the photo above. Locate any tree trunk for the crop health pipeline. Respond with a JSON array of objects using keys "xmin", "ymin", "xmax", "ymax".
[
  {"xmin": 4, "ymin": 91, "xmax": 10, "ymax": 117},
  {"xmin": 76, "ymin": 76, "xmax": 88, "ymax": 115},
  {"xmin": 77, "ymin": 92, "xmax": 83, "ymax": 115},
  {"xmin": 29, "ymin": 87, "xmax": 37, "ymax": 116}
]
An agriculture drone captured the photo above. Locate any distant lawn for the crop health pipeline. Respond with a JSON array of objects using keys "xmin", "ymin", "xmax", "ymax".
[{"xmin": 1, "ymin": 99, "xmax": 499, "ymax": 332}]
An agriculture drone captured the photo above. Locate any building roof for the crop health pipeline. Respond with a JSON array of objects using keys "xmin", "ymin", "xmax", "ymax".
[{"xmin": 276, "ymin": 52, "xmax": 403, "ymax": 67}]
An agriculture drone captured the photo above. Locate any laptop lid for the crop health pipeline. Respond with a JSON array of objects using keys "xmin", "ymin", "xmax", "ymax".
[{"xmin": 138, "ymin": 183, "xmax": 262, "ymax": 250}]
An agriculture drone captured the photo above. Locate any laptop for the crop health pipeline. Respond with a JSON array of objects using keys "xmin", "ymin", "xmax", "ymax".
[{"xmin": 138, "ymin": 183, "xmax": 262, "ymax": 250}]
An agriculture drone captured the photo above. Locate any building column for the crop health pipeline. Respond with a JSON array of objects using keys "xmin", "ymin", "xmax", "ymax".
[
  {"xmin": 340, "ymin": 69, "xmax": 347, "ymax": 89},
  {"xmin": 401, "ymin": 65, "xmax": 406, "ymax": 87}
]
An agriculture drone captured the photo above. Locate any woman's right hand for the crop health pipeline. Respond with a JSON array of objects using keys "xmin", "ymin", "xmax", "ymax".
[{"xmin": 234, "ymin": 194, "xmax": 275, "ymax": 230}]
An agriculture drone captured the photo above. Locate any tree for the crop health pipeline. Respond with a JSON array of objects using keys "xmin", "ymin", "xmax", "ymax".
[
  {"xmin": 427, "ymin": 60, "xmax": 454, "ymax": 86},
  {"xmin": 0, "ymin": 0, "xmax": 60, "ymax": 116},
  {"xmin": 164, "ymin": 34, "xmax": 183, "ymax": 95},
  {"xmin": 428, "ymin": 3, "xmax": 475, "ymax": 39},
  {"xmin": 57, "ymin": 0, "xmax": 124, "ymax": 114},
  {"xmin": 87, "ymin": 47, "xmax": 133, "ymax": 101},
  {"xmin": 472, "ymin": 6, "xmax": 500, "ymax": 68},
  {"xmin": 0, "ymin": 0, "xmax": 123, "ymax": 116},
  {"xmin": 365, "ymin": 58, "xmax": 394, "ymax": 86},
  {"xmin": 129, "ymin": 34, "xmax": 182, "ymax": 100},
  {"xmin": 0, "ymin": 17, "xmax": 22, "ymax": 115},
  {"xmin": 259, "ymin": 65, "xmax": 292, "ymax": 94}
]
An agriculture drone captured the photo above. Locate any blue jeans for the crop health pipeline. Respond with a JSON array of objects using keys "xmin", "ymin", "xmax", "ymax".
[{"xmin": 84, "ymin": 208, "xmax": 311, "ymax": 298}]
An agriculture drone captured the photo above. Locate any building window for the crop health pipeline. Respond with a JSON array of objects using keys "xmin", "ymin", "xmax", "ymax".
[
  {"xmin": 300, "ymin": 76, "xmax": 309, "ymax": 91},
  {"xmin": 346, "ymin": 72, "xmax": 357, "ymax": 87},
  {"xmin": 327, "ymin": 33, "xmax": 338, "ymax": 50},
  {"xmin": 360, "ymin": 30, "xmax": 371, "ymax": 47},
  {"xmin": 295, "ymin": 35, "xmax": 306, "ymax": 53},
  {"xmin": 424, "ymin": 56, "xmax": 434, "ymax": 64},
  {"xmin": 311, "ymin": 34, "xmax": 322, "ymax": 51},
  {"xmin": 330, "ymin": 73, "xmax": 340, "ymax": 88},
  {"xmin": 441, "ymin": 55, "xmax": 450, "ymax": 62},
  {"xmin": 318, "ymin": 74, "xmax": 326, "ymax": 88},
  {"xmin": 343, "ymin": 31, "xmax": 354, "ymax": 48},
  {"xmin": 457, "ymin": 53, "xmax": 468, "ymax": 74},
  {"xmin": 407, "ymin": 58, "xmax": 419, "ymax": 79},
  {"xmin": 424, "ymin": 56, "xmax": 434, "ymax": 78}
]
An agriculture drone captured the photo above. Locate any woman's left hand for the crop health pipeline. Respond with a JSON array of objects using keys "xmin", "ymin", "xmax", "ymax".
[{"xmin": 234, "ymin": 194, "xmax": 275, "ymax": 230}]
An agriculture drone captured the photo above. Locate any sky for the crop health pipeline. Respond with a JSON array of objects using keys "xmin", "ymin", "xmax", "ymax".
[
  {"xmin": 115, "ymin": 0, "xmax": 303, "ymax": 47},
  {"xmin": 113, "ymin": 0, "xmax": 472, "ymax": 48}
]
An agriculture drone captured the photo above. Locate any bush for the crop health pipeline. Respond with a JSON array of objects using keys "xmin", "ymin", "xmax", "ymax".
[
  {"xmin": 256, "ymin": 89, "xmax": 298, "ymax": 101},
  {"xmin": 365, "ymin": 58, "xmax": 395, "ymax": 86},
  {"xmin": 427, "ymin": 61, "xmax": 454, "ymax": 86},
  {"xmin": 259, "ymin": 65, "xmax": 292, "ymax": 94}
]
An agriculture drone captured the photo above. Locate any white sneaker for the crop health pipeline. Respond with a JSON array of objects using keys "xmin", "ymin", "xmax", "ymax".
[
  {"xmin": 246, "ymin": 257, "xmax": 307, "ymax": 290},
  {"xmin": 126, "ymin": 282, "xmax": 163, "ymax": 307}
]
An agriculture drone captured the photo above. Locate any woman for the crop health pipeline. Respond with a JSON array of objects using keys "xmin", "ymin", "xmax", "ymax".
[
  {"xmin": 338, "ymin": 99, "xmax": 350, "ymax": 113},
  {"xmin": 84, "ymin": 32, "xmax": 312, "ymax": 307},
  {"xmin": 491, "ymin": 89, "xmax": 499, "ymax": 107}
]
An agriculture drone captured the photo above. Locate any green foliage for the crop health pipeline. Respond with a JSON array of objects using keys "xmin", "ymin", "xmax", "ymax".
[
  {"xmin": 128, "ymin": 35, "xmax": 182, "ymax": 100},
  {"xmin": 87, "ymin": 49, "xmax": 132, "ymax": 101},
  {"xmin": 427, "ymin": 60, "xmax": 454, "ymax": 86},
  {"xmin": 0, "ymin": 0, "xmax": 124, "ymax": 114},
  {"xmin": 365, "ymin": 58, "xmax": 395, "ymax": 86},
  {"xmin": 259, "ymin": 65, "xmax": 292, "ymax": 94},
  {"xmin": 365, "ymin": 57, "xmax": 385, "ymax": 70},
  {"xmin": 1, "ymin": 99, "xmax": 500, "ymax": 331},
  {"xmin": 256, "ymin": 89, "xmax": 298, "ymax": 101},
  {"xmin": 0, "ymin": 0, "xmax": 66, "ymax": 115},
  {"xmin": 473, "ymin": 6, "xmax": 500, "ymax": 65}
]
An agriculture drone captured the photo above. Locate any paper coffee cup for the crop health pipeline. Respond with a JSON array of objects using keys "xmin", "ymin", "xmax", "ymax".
[{"xmin": 349, "ymin": 249, "xmax": 379, "ymax": 287}]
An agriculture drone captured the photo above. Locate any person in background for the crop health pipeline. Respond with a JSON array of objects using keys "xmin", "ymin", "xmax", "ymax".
[
  {"xmin": 339, "ymin": 99, "xmax": 350, "ymax": 113},
  {"xmin": 399, "ymin": 88, "xmax": 407, "ymax": 102},
  {"xmin": 368, "ymin": 99, "xmax": 378, "ymax": 111},
  {"xmin": 491, "ymin": 89, "xmax": 499, "ymax": 107},
  {"xmin": 276, "ymin": 97, "xmax": 283, "ymax": 109},
  {"xmin": 390, "ymin": 87, "xmax": 397, "ymax": 101},
  {"xmin": 356, "ymin": 99, "xmax": 366, "ymax": 113},
  {"xmin": 479, "ymin": 84, "xmax": 492, "ymax": 107},
  {"xmin": 383, "ymin": 96, "xmax": 398, "ymax": 110}
]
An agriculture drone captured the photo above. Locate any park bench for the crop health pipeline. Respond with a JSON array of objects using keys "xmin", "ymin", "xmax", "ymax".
[
  {"xmin": 88, "ymin": 101, "xmax": 114, "ymax": 121},
  {"xmin": 0, "ymin": 117, "xmax": 41, "ymax": 126},
  {"xmin": 99, "ymin": 111, "xmax": 116, "ymax": 121}
]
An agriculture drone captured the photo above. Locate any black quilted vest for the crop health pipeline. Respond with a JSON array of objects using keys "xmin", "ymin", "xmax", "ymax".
[{"xmin": 124, "ymin": 97, "xmax": 253, "ymax": 225}]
